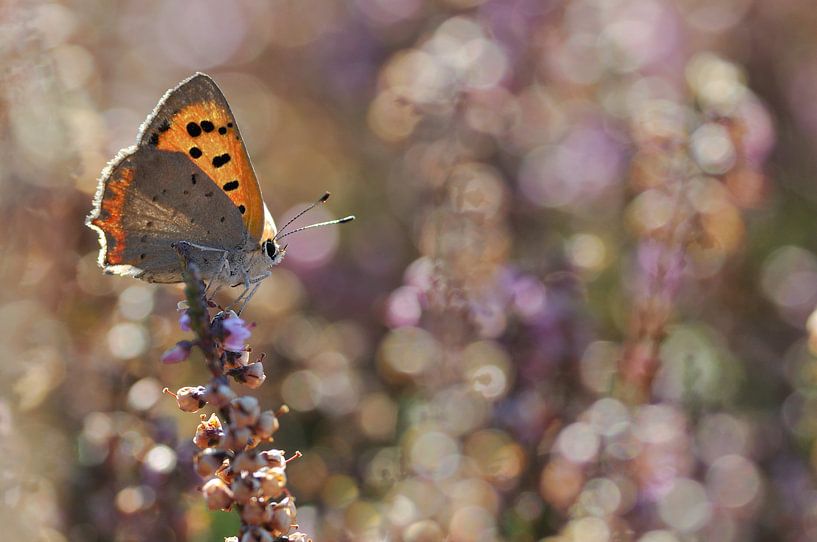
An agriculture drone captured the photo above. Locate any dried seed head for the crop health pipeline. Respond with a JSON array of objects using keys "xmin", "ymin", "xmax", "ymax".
[
  {"xmin": 240, "ymin": 527, "xmax": 273, "ymax": 542},
  {"xmin": 264, "ymin": 496, "xmax": 296, "ymax": 536},
  {"xmin": 225, "ymin": 426, "xmax": 253, "ymax": 452},
  {"xmin": 287, "ymin": 533, "xmax": 312, "ymax": 542},
  {"xmin": 202, "ymin": 477, "xmax": 234, "ymax": 511},
  {"xmin": 254, "ymin": 410, "xmax": 280, "ymax": 441},
  {"xmin": 233, "ymin": 451, "xmax": 265, "ymax": 474},
  {"xmin": 231, "ymin": 361, "xmax": 266, "ymax": 389},
  {"xmin": 195, "ymin": 448, "xmax": 229, "ymax": 478},
  {"xmin": 231, "ymin": 473, "xmax": 261, "ymax": 505},
  {"xmin": 230, "ymin": 396, "xmax": 261, "ymax": 428},
  {"xmin": 241, "ymin": 497, "xmax": 265, "ymax": 526},
  {"xmin": 224, "ymin": 349, "xmax": 251, "ymax": 370},
  {"xmin": 259, "ymin": 449, "xmax": 286, "ymax": 469},
  {"xmin": 256, "ymin": 466, "xmax": 287, "ymax": 499},
  {"xmin": 204, "ymin": 381, "xmax": 237, "ymax": 408},
  {"xmin": 194, "ymin": 414, "xmax": 224, "ymax": 449},
  {"xmin": 175, "ymin": 386, "xmax": 207, "ymax": 412}
]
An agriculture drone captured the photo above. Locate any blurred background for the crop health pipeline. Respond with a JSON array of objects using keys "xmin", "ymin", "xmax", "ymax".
[{"xmin": 3, "ymin": 0, "xmax": 817, "ymax": 540}]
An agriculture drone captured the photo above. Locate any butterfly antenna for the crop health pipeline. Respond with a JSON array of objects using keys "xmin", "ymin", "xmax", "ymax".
[
  {"xmin": 276, "ymin": 216, "xmax": 355, "ymax": 240},
  {"xmin": 274, "ymin": 192, "xmax": 331, "ymax": 240}
]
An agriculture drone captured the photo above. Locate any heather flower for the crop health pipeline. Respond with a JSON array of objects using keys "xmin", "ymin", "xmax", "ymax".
[
  {"xmin": 222, "ymin": 315, "xmax": 252, "ymax": 352},
  {"xmin": 257, "ymin": 466, "xmax": 287, "ymax": 498},
  {"xmin": 204, "ymin": 381, "xmax": 237, "ymax": 408},
  {"xmin": 179, "ymin": 310, "xmax": 192, "ymax": 331},
  {"xmin": 232, "ymin": 473, "xmax": 261, "ymax": 504},
  {"xmin": 194, "ymin": 414, "xmax": 224, "ymax": 449},
  {"xmin": 202, "ymin": 477, "xmax": 234, "ymax": 510},
  {"xmin": 255, "ymin": 411, "xmax": 280, "ymax": 441},
  {"xmin": 169, "ymin": 385, "xmax": 206, "ymax": 412},
  {"xmin": 160, "ymin": 340, "xmax": 192, "ymax": 364},
  {"xmin": 195, "ymin": 448, "xmax": 229, "ymax": 477},
  {"xmin": 230, "ymin": 396, "xmax": 261, "ymax": 428}
]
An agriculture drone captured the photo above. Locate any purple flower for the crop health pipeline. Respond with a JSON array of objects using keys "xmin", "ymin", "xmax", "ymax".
[
  {"xmin": 161, "ymin": 340, "xmax": 192, "ymax": 364},
  {"xmin": 179, "ymin": 311, "xmax": 192, "ymax": 332},
  {"xmin": 222, "ymin": 316, "xmax": 252, "ymax": 353}
]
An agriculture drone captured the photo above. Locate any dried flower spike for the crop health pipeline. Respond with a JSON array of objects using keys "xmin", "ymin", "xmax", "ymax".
[{"xmin": 164, "ymin": 261, "xmax": 308, "ymax": 541}]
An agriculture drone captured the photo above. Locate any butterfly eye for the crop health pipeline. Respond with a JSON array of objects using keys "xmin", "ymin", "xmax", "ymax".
[{"xmin": 264, "ymin": 240, "xmax": 278, "ymax": 259}]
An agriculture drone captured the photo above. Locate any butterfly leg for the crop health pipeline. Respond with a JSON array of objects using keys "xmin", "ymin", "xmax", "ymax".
[
  {"xmin": 174, "ymin": 241, "xmax": 231, "ymax": 302},
  {"xmin": 235, "ymin": 271, "xmax": 272, "ymax": 315},
  {"xmin": 203, "ymin": 251, "xmax": 230, "ymax": 300},
  {"xmin": 226, "ymin": 270, "xmax": 253, "ymax": 314}
]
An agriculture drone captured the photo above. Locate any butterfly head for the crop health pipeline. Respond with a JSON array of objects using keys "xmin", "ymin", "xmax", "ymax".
[{"xmin": 262, "ymin": 238, "xmax": 285, "ymax": 266}]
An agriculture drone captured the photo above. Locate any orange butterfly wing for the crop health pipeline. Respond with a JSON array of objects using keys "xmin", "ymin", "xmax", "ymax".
[{"xmin": 138, "ymin": 73, "xmax": 269, "ymax": 244}]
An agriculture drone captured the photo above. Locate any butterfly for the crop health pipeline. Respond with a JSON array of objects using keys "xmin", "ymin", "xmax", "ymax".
[{"xmin": 86, "ymin": 73, "xmax": 353, "ymax": 311}]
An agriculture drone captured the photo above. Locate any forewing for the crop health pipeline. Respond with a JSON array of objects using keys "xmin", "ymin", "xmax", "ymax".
[{"xmin": 138, "ymin": 73, "xmax": 266, "ymax": 243}]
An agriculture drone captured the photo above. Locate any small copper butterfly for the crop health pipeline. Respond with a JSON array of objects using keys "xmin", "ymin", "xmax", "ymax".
[{"xmin": 87, "ymin": 73, "xmax": 353, "ymax": 310}]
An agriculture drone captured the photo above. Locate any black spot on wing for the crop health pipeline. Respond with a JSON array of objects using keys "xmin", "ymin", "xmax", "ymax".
[
  {"xmin": 201, "ymin": 120, "xmax": 214, "ymax": 132},
  {"xmin": 148, "ymin": 133, "xmax": 160, "ymax": 146},
  {"xmin": 187, "ymin": 122, "xmax": 202, "ymax": 137},
  {"xmin": 218, "ymin": 126, "xmax": 227, "ymax": 135},
  {"xmin": 189, "ymin": 147, "xmax": 202, "ymax": 159},
  {"xmin": 212, "ymin": 154, "xmax": 231, "ymax": 168},
  {"xmin": 238, "ymin": 205, "xmax": 246, "ymax": 214},
  {"xmin": 191, "ymin": 174, "xmax": 197, "ymax": 184},
  {"xmin": 223, "ymin": 180, "xmax": 239, "ymax": 191}
]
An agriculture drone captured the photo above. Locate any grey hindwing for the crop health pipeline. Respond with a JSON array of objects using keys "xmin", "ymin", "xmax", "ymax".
[{"xmin": 114, "ymin": 148, "xmax": 248, "ymax": 283}]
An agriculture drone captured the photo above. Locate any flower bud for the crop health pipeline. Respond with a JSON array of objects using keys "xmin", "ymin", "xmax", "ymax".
[
  {"xmin": 227, "ymin": 426, "xmax": 253, "ymax": 451},
  {"xmin": 202, "ymin": 477, "xmax": 233, "ymax": 511},
  {"xmin": 230, "ymin": 396, "xmax": 261, "ymax": 428},
  {"xmin": 204, "ymin": 381, "xmax": 236, "ymax": 408},
  {"xmin": 254, "ymin": 410, "xmax": 280, "ymax": 441},
  {"xmin": 195, "ymin": 448, "xmax": 229, "ymax": 478},
  {"xmin": 221, "ymin": 315, "xmax": 253, "ymax": 352},
  {"xmin": 224, "ymin": 349, "xmax": 251, "ymax": 370},
  {"xmin": 264, "ymin": 497, "xmax": 296, "ymax": 536},
  {"xmin": 175, "ymin": 386, "xmax": 207, "ymax": 412},
  {"xmin": 259, "ymin": 449, "xmax": 286, "ymax": 469},
  {"xmin": 161, "ymin": 340, "xmax": 193, "ymax": 364},
  {"xmin": 193, "ymin": 414, "xmax": 224, "ymax": 449},
  {"xmin": 179, "ymin": 310, "xmax": 192, "ymax": 332},
  {"xmin": 241, "ymin": 497, "xmax": 265, "ymax": 526},
  {"xmin": 240, "ymin": 527, "xmax": 273, "ymax": 542},
  {"xmin": 231, "ymin": 473, "xmax": 260, "ymax": 505},
  {"xmin": 230, "ymin": 361, "xmax": 266, "ymax": 389},
  {"xmin": 256, "ymin": 466, "xmax": 287, "ymax": 499},
  {"xmin": 233, "ymin": 451, "xmax": 265, "ymax": 474}
]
